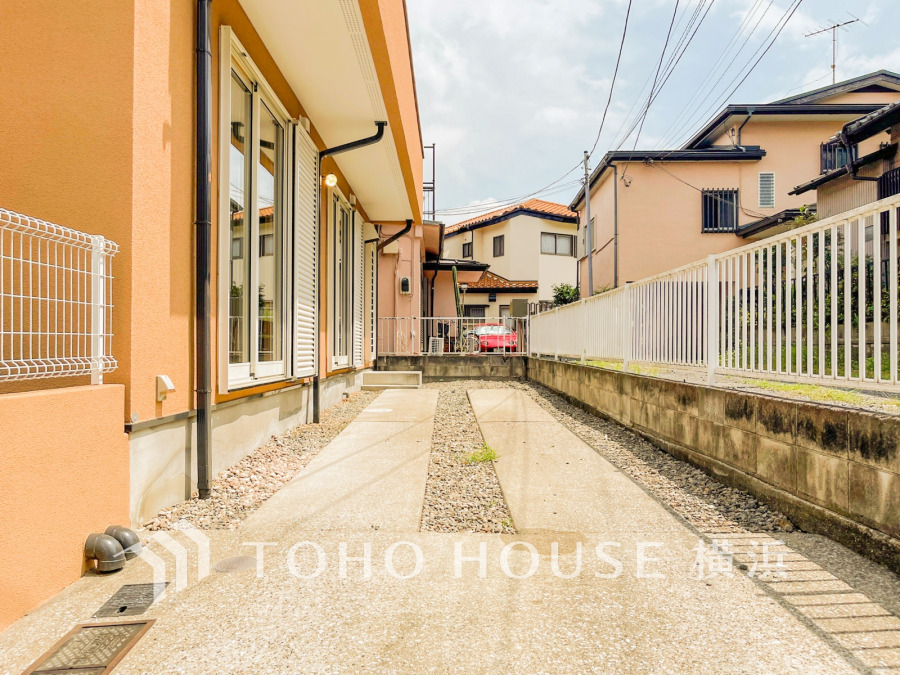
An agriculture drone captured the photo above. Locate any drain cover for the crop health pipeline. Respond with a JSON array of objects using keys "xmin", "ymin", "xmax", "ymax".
[
  {"xmin": 24, "ymin": 620, "xmax": 154, "ymax": 674},
  {"xmin": 94, "ymin": 583, "xmax": 168, "ymax": 618},
  {"xmin": 214, "ymin": 555, "xmax": 258, "ymax": 573}
]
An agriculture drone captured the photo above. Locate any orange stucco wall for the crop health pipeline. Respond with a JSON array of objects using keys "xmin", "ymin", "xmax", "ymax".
[{"xmin": 0, "ymin": 385, "xmax": 129, "ymax": 631}]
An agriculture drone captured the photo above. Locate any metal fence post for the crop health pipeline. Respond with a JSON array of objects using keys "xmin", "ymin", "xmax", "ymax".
[
  {"xmin": 554, "ymin": 307, "xmax": 560, "ymax": 360},
  {"xmin": 706, "ymin": 254, "xmax": 717, "ymax": 386},
  {"xmin": 622, "ymin": 284, "xmax": 631, "ymax": 371},
  {"xmin": 580, "ymin": 299, "xmax": 586, "ymax": 364},
  {"xmin": 90, "ymin": 235, "xmax": 105, "ymax": 385}
]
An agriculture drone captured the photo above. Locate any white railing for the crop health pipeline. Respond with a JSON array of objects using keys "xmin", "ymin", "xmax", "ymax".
[
  {"xmin": 378, "ymin": 316, "xmax": 528, "ymax": 356},
  {"xmin": 531, "ymin": 191, "xmax": 900, "ymax": 391},
  {"xmin": 0, "ymin": 208, "xmax": 118, "ymax": 383}
]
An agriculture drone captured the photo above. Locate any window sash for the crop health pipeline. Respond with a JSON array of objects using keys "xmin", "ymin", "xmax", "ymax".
[
  {"xmin": 493, "ymin": 235, "xmax": 504, "ymax": 257},
  {"xmin": 218, "ymin": 27, "xmax": 292, "ymax": 391},
  {"xmin": 462, "ymin": 241, "xmax": 472, "ymax": 258}
]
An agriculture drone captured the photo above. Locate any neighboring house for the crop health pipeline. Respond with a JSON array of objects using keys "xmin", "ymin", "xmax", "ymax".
[
  {"xmin": 571, "ymin": 70, "xmax": 900, "ymax": 294},
  {"xmin": 791, "ymin": 100, "xmax": 900, "ymax": 218},
  {"xmin": 442, "ymin": 199, "xmax": 578, "ymax": 315},
  {"xmin": 0, "ymin": 0, "xmax": 422, "ymax": 630}
]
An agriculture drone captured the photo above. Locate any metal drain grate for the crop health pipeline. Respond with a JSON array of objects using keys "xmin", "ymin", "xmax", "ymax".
[
  {"xmin": 93, "ymin": 583, "xmax": 168, "ymax": 618},
  {"xmin": 23, "ymin": 620, "xmax": 154, "ymax": 674}
]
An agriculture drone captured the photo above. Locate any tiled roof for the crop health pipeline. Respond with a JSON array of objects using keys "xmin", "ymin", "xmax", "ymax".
[
  {"xmin": 839, "ymin": 100, "xmax": 900, "ymax": 143},
  {"xmin": 445, "ymin": 199, "xmax": 577, "ymax": 235},
  {"xmin": 231, "ymin": 206, "xmax": 274, "ymax": 221},
  {"xmin": 466, "ymin": 271, "xmax": 538, "ymax": 292}
]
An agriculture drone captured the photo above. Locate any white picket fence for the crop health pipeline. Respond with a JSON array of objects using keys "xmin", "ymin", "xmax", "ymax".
[{"xmin": 531, "ymin": 191, "xmax": 900, "ymax": 391}]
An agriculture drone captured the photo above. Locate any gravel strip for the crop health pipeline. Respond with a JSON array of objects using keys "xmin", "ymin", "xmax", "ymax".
[
  {"xmin": 146, "ymin": 390, "xmax": 379, "ymax": 531},
  {"xmin": 419, "ymin": 385, "xmax": 515, "ymax": 534},
  {"xmin": 425, "ymin": 379, "xmax": 793, "ymax": 535}
]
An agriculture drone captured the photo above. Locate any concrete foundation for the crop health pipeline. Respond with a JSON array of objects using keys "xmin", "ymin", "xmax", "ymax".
[
  {"xmin": 128, "ymin": 369, "xmax": 366, "ymax": 525},
  {"xmin": 377, "ymin": 354, "xmax": 525, "ymax": 380},
  {"xmin": 526, "ymin": 357, "xmax": 900, "ymax": 574}
]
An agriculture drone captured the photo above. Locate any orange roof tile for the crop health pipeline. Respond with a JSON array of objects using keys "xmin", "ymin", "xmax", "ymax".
[
  {"xmin": 465, "ymin": 271, "xmax": 538, "ymax": 292},
  {"xmin": 445, "ymin": 199, "xmax": 577, "ymax": 235}
]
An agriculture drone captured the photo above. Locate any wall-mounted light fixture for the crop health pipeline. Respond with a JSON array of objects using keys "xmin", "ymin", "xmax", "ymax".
[{"xmin": 324, "ymin": 173, "xmax": 338, "ymax": 188}]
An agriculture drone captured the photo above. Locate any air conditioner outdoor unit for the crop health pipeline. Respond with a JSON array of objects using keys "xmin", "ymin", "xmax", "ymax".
[{"xmin": 428, "ymin": 337, "xmax": 444, "ymax": 354}]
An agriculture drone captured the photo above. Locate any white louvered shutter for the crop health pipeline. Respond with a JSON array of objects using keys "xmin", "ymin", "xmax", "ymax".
[
  {"xmin": 368, "ymin": 243, "xmax": 377, "ymax": 359},
  {"xmin": 758, "ymin": 172, "xmax": 775, "ymax": 209},
  {"xmin": 353, "ymin": 215, "xmax": 365, "ymax": 367},
  {"xmin": 294, "ymin": 124, "xmax": 318, "ymax": 378}
]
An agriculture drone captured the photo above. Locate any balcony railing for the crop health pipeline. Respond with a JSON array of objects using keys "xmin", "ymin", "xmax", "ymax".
[
  {"xmin": 878, "ymin": 167, "xmax": 900, "ymax": 200},
  {"xmin": 0, "ymin": 208, "xmax": 118, "ymax": 383}
]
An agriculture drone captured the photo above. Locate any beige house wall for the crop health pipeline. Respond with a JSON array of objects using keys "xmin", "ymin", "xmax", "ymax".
[
  {"xmin": 578, "ymin": 110, "xmax": 900, "ymax": 295},
  {"xmin": 444, "ymin": 214, "xmax": 577, "ymax": 304}
]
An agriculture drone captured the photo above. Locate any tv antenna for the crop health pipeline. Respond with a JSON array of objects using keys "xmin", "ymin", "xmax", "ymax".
[{"xmin": 805, "ymin": 16, "xmax": 863, "ymax": 84}]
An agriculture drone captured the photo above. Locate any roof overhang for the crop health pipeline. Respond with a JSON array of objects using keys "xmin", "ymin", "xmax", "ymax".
[
  {"xmin": 737, "ymin": 207, "xmax": 811, "ymax": 241},
  {"xmin": 445, "ymin": 207, "xmax": 577, "ymax": 238},
  {"xmin": 790, "ymin": 144, "xmax": 897, "ymax": 196},
  {"xmin": 570, "ymin": 148, "xmax": 766, "ymax": 210},
  {"xmin": 422, "ymin": 220, "xmax": 443, "ymax": 258},
  {"xmin": 238, "ymin": 0, "xmax": 418, "ymax": 222},
  {"xmin": 685, "ymin": 104, "xmax": 886, "ymax": 150}
]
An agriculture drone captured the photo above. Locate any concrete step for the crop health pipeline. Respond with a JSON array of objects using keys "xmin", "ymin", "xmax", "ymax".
[{"xmin": 362, "ymin": 370, "xmax": 422, "ymax": 389}]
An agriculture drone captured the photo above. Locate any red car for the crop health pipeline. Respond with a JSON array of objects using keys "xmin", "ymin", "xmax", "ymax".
[{"xmin": 463, "ymin": 323, "xmax": 518, "ymax": 352}]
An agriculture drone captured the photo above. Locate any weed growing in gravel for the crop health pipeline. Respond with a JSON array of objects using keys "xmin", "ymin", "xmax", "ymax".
[{"xmin": 466, "ymin": 443, "xmax": 497, "ymax": 464}]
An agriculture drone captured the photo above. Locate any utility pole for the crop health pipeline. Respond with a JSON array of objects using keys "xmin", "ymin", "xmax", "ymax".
[
  {"xmin": 805, "ymin": 17, "xmax": 861, "ymax": 84},
  {"xmin": 584, "ymin": 151, "xmax": 594, "ymax": 296}
]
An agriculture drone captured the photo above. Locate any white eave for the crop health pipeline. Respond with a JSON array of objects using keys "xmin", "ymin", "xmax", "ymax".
[{"xmin": 239, "ymin": 0, "xmax": 413, "ymax": 221}]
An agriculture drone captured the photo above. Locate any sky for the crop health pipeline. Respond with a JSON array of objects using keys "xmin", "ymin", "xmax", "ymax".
[{"xmin": 406, "ymin": 0, "xmax": 900, "ymax": 224}]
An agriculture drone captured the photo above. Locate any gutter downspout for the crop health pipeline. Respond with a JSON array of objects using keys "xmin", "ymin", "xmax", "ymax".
[
  {"xmin": 314, "ymin": 121, "xmax": 387, "ymax": 421},
  {"xmin": 736, "ymin": 109, "xmax": 754, "ymax": 149},
  {"xmin": 195, "ymin": 0, "xmax": 213, "ymax": 499},
  {"xmin": 377, "ymin": 220, "xmax": 412, "ymax": 252},
  {"xmin": 612, "ymin": 164, "xmax": 619, "ymax": 288}
]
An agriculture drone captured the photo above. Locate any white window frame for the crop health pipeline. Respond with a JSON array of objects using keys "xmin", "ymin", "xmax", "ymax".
[
  {"xmin": 217, "ymin": 27, "xmax": 294, "ymax": 392},
  {"xmin": 327, "ymin": 187, "xmax": 356, "ymax": 370}
]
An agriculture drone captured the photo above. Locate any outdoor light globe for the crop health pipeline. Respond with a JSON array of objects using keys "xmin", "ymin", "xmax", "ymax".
[{"xmin": 324, "ymin": 173, "xmax": 338, "ymax": 187}]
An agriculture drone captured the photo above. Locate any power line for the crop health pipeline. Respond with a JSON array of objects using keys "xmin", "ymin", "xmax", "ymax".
[
  {"xmin": 655, "ymin": 0, "xmax": 772, "ymax": 149},
  {"xmin": 663, "ymin": 0, "xmax": 804, "ymax": 152},
  {"xmin": 587, "ymin": 0, "xmax": 633, "ymax": 159}
]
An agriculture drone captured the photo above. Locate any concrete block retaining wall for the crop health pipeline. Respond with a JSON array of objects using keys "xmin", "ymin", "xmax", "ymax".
[
  {"xmin": 526, "ymin": 357, "xmax": 900, "ymax": 573},
  {"xmin": 377, "ymin": 355, "xmax": 526, "ymax": 380}
]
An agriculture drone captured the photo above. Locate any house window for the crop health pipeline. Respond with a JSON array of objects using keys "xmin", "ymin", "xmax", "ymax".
[
  {"xmin": 541, "ymin": 232, "xmax": 575, "ymax": 256},
  {"xmin": 222, "ymin": 50, "xmax": 288, "ymax": 386},
  {"xmin": 259, "ymin": 233, "xmax": 274, "ymax": 256},
  {"xmin": 758, "ymin": 172, "xmax": 775, "ymax": 209},
  {"xmin": 821, "ymin": 141, "xmax": 858, "ymax": 173},
  {"xmin": 330, "ymin": 194, "xmax": 353, "ymax": 368},
  {"xmin": 493, "ymin": 235, "xmax": 504, "ymax": 257},
  {"xmin": 218, "ymin": 27, "xmax": 319, "ymax": 392},
  {"xmin": 462, "ymin": 241, "xmax": 473, "ymax": 258},
  {"xmin": 464, "ymin": 305, "xmax": 486, "ymax": 318},
  {"xmin": 701, "ymin": 189, "xmax": 738, "ymax": 233}
]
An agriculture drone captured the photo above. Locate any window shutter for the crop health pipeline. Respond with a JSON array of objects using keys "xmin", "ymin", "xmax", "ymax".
[
  {"xmin": 353, "ymin": 215, "xmax": 365, "ymax": 367},
  {"xmin": 758, "ymin": 172, "xmax": 775, "ymax": 209},
  {"xmin": 367, "ymin": 243, "xmax": 377, "ymax": 359},
  {"xmin": 293, "ymin": 124, "xmax": 318, "ymax": 378}
]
